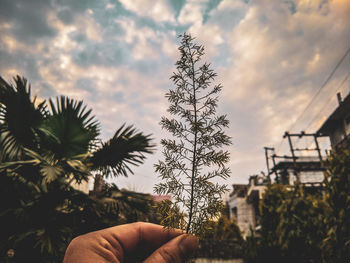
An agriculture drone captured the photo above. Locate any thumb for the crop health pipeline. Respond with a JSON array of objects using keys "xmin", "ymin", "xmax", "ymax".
[{"xmin": 144, "ymin": 234, "xmax": 199, "ymax": 263}]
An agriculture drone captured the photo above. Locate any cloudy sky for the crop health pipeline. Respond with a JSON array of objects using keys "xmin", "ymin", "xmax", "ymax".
[{"xmin": 1, "ymin": 0, "xmax": 350, "ymax": 194}]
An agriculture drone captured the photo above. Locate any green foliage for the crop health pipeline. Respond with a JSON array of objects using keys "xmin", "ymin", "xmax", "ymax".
[
  {"xmin": 259, "ymin": 184, "xmax": 288, "ymax": 248},
  {"xmin": 0, "ymin": 76, "xmax": 47, "ymax": 160},
  {"xmin": 322, "ymin": 148, "xmax": 350, "ymax": 263},
  {"xmin": 193, "ymin": 215, "xmax": 243, "ymax": 260},
  {"xmin": 246, "ymin": 148, "xmax": 350, "ymax": 263},
  {"xmin": 202, "ymin": 215, "xmax": 243, "ymax": 242},
  {"xmin": 243, "ymin": 228, "xmax": 262, "ymax": 263},
  {"xmin": 246, "ymin": 184, "xmax": 327, "ymax": 263},
  {"xmin": 94, "ymin": 184, "xmax": 156, "ymax": 224},
  {"xmin": 244, "ymin": 184, "xmax": 288, "ymax": 263},
  {"xmin": 277, "ymin": 187, "xmax": 327, "ymax": 263},
  {"xmin": 155, "ymin": 199, "xmax": 187, "ymax": 230},
  {"xmin": 0, "ymin": 164, "xmax": 100, "ymax": 262},
  {"xmin": 90, "ymin": 124, "xmax": 154, "ymax": 178},
  {"xmin": 154, "ymin": 33, "xmax": 232, "ymax": 237},
  {"xmin": 0, "ymin": 76, "xmax": 154, "ymax": 262},
  {"xmin": 246, "ymin": 185, "xmax": 327, "ymax": 263},
  {"xmin": 40, "ymin": 96, "xmax": 100, "ymax": 159}
]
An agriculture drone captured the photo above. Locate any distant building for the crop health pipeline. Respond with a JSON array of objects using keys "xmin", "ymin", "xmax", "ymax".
[
  {"xmin": 89, "ymin": 174, "xmax": 107, "ymax": 196},
  {"xmin": 228, "ymin": 174, "xmax": 269, "ymax": 238},
  {"xmin": 271, "ymin": 156, "xmax": 325, "ymax": 187},
  {"xmin": 317, "ymin": 92, "xmax": 350, "ymax": 148},
  {"xmin": 268, "ymin": 130, "xmax": 326, "ymax": 188}
]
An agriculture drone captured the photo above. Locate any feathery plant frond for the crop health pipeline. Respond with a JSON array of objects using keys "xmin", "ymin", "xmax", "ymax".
[{"xmin": 154, "ymin": 33, "xmax": 232, "ymax": 237}]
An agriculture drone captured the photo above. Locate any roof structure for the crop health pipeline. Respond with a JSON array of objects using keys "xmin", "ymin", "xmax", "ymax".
[
  {"xmin": 272, "ymin": 156, "xmax": 324, "ymax": 172},
  {"xmin": 151, "ymin": 195, "xmax": 172, "ymax": 202},
  {"xmin": 230, "ymin": 184, "xmax": 248, "ymax": 198},
  {"xmin": 317, "ymin": 92, "xmax": 350, "ymax": 135}
]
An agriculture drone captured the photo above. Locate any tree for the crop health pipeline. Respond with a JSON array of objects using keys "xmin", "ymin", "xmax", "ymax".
[
  {"xmin": 0, "ymin": 76, "xmax": 154, "ymax": 262},
  {"xmin": 276, "ymin": 186, "xmax": 327, "ymax": 263},
  {"xmin": 93, "ymin": 183, "xmax": 157, "ymax": 224},
  {"xmin": 154, "ymin": 33, "xmax": 232, "ymax": 237},
  {"xmin": 0, "ymin": 77, "xmax": 154, "ymax": 178},
  {"xmin": 196, "ymin": 215, "xmax": 244, "ymax": 259},
  {"xmin": 246, "ymin": 183, "xmax": 328, "ymax": 263},
  {"xmin": 244, "ymin": 150, "xmax": 350, "ymax": 263},
  {"xmin": 260, "ymin": 184, "xmax": 287, "ymax": 252},
  {"xmin": 322, "ymin": 148, "xmax": 350, "ymax": 263},
  {"xmin": 245, "ymin": 184, "xmax": 288, "ymax": 263},
  {"xmin": 202, "ymin": 215, "xmax": 243, "ymax": 242}
]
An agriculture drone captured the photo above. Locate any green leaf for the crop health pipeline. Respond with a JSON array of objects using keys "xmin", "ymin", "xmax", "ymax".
[{"xmin": 90, "ymin": 124, "xmax": 154, "ymax": 177}]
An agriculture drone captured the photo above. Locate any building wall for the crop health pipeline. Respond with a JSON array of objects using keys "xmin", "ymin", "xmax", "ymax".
[
  {"xmin": 228, "ymin": 196, "xmax": 256, "ymax": 238},
  {"xmin": 330, "ymin": 125, "xmax": 346, "ymax": 146},
  {"xmin": 247, "ymin": 185, "xmax": 266, "ymax": 200},
  {"xmin": 299, "ymin": 171, "xmax": 324, "ymax": 184}
]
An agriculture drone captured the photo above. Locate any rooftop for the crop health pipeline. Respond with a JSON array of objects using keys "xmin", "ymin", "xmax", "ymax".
[
  {"xmin": 230, "ymin": 184, "xmax": 248, "ymax": 197},
  {"xmin": 317, "ymin": 92, "xmax": 350, "ymax": 135}
]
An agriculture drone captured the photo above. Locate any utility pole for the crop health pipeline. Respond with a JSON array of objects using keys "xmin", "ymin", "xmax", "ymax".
[
  {"xmin": 264, "ymin": 147, "xmax": 275, "ymax": 182},
  {"xmin": 283, "ymin": 131, "xmax": 299, "ymax": 182},
  {"xmin": 314, "ymin": 134, "xmax": 322, "ymax": 162},
  {"xmin": 283, "ymin": 131, "xmax": 326, "ymax": 182}
]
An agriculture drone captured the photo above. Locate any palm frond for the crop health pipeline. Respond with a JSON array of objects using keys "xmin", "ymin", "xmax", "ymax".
[
  {"xmin": 0, "ymin": 76, "xmax": 47, "ymax": 160},
  {"xmin": 40, "ymin": 96, "xmax": 100, "ymax": 159},
  {"xmin": 1, "ymin": 148, "xmax": 90, "ymax": 188},
  {"xmin": 90, "ymin": 124, "xmax": 154, "ymax": 177}
]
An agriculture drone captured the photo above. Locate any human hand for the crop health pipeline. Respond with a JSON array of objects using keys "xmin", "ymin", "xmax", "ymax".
[{"xmin": 63, "ymin": 222, "xmax": 199, "ymax": 263}]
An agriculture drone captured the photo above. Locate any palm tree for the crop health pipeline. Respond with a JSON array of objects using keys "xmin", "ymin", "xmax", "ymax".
[
  {"xmin": 0, "ymin": 76, "xmax": 154, "ymax": 177},
  {"xmin": 0, "ymin": 76, "xmax": 155, "ymax": 262}
]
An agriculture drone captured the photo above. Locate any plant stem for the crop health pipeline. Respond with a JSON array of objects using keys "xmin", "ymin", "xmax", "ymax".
[{"xmin": 187, "ymin": 43, "xmax": 197, "ymax": 234}]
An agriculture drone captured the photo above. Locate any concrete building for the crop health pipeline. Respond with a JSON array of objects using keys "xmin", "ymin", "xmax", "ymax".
[
  {"xmin": 271, "ymin": 155, "xmax": 325, "ymax": 187},
  {"xmin": 317, "ymin": 92, "xmax": 350, "ymax": 148},
  {"xmin": 228, "ymin": 174, "xmax": 269, "ymax": 237}
]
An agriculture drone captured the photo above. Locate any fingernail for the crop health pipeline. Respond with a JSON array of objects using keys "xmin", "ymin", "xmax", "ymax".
[{"xmin": 179, "ymin": 235, "xmax": 199, "ymax": 255}]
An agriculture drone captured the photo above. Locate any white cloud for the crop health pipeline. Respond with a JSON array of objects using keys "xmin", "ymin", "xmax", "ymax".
[
  {"xmin": 217, "ymin": 0, "xmax": 246, "ymax": 11},
  {"xmin": 106, "ymin": 3, "xmax": 115, "ymax": 9},
  {"xmin": 161, "ymin": 35, "xmax": 178, "ymax": 61},
  {"xmin": 2, "ymin": 0, "xmax": 350, "ymax": 192},
  {"xmin": 178, "ymin": 0, "xmax": 203, "ymax": 26},
  {"xmin": 115, "ymin": 18, "xmax": 165, "ymax": 60},
  {"xmin": 119, "ymin": 0, "xmax": 175, "ymax": 22},
  {"xmin": 218, "ymin": 0, "xmax": 350, "ymax": 162},
  {"xmin": 179, "ymin": 0, "xmax": 247, "ymax": 60}
]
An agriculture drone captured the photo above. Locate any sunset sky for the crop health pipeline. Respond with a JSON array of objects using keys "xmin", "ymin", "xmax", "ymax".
[{"xmin": 1, "ymin": 0, "xmax": 350, "ymax": 194}]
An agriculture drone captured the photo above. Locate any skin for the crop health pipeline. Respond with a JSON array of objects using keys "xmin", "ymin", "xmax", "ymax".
[{"xmin": 63, "ymin": 222, "xmax": 199, "ymax": 263}]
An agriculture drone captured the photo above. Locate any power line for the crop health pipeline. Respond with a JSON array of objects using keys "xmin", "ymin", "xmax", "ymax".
[
  {"xmin": 275, "ymin": 46, "xmax": 350, "ymax": 153},
  {"xmin": 304, "ymin": 70, "xmax": 350, "ymax": 132},
  {"xmin": 302, "ymin": 70, "xmax": 350, "ymax": 151},
  {"xmin": 288, "ymin": 46, "xmax": 350, "ymax": 132}
]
